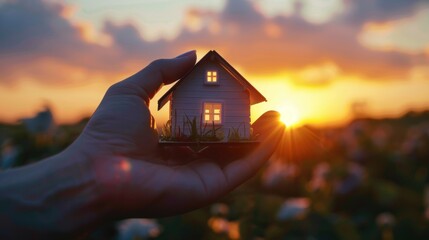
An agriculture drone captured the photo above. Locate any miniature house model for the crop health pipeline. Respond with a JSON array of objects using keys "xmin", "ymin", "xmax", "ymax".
[{"xmin": 158, "ymin": 50, "xmax": 266, "ymax": 141}]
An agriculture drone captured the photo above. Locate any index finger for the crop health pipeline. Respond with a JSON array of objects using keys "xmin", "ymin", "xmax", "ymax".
[{"xmin": 107, "ymin": 50, "xmax": 197, "ymax": 104}]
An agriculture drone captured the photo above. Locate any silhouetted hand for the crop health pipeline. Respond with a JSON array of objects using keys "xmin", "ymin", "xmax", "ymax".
[
  {"xmin": 78, "ymin": 50, "xmax": 284, "ymax": 216},
  {"xmin": 0, "ymin": 51, "xmax": 284, "ymax": 238}
]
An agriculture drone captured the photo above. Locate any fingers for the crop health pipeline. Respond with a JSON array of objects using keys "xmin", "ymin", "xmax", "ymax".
[
  {"xmin": 130, "ymin": 50, "xmax": 197, "ymax": 98},
  {"xmin": 223, "ymin": 111, "xmax": 284, "ymax": 188},
  {"xmin": 107, "ymin": 50, "xmax": 197, "ymax": 103}
]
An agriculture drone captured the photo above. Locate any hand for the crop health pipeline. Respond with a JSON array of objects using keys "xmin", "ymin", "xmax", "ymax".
[
  {"xmin": 0, "ymin": 51, "xmax": 284, "ymax": 238},
  {"xmin": 76, "ymin": 50, "xmax": 284, "ymax": 218}
]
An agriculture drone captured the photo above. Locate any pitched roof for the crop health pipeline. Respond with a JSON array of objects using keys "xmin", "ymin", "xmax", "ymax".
[{"xmin": 158, "ymin": 50, "xmax": 267, "ymax": 110}]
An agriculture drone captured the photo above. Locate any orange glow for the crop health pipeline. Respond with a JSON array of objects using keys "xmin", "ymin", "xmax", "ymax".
[
  {"xmin": 207, "ymin": 217, "xmax": 240, "ymax": 239},
  {"xmin": 119, "ymin": 159, "xmax": 131, "ymax": 172},
  {"xmin": 3, "ymin": 67, "xmax": 429, "ymax": 129},
  {"xmin": 185, "ymin": 9, "xmax": 203, "ymax": 32},
  {"xmin": 279, "ymin": 104, "xmax": 300, "ymax": 128},
  {"xmin": 363, "ymin": 22, "xmax": 394, "ymax": 32},
  {"xmin": 59, "ymin": 5, "xmax": 76, "ymax": 19},
  {"xmin": 76, "ymin": 23, "xmax": 97, "ymax": 43},
  {"xmin": 296, "ymin": 62, "xmax": 340, "ymax": 86},
  {"xmin": 264, "ymin": 22, "xmax": 282, "ymax": 38}
]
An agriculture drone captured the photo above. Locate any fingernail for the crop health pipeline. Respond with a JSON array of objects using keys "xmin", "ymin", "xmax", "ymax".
[{"xmin": 176, "ymin": 50, "xmax": 196, "ymax": 58}]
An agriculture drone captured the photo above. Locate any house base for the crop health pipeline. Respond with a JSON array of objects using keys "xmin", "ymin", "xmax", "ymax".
[{"xmin": 159, "ymin": 141, "xmax": 259, "ymax": 160}]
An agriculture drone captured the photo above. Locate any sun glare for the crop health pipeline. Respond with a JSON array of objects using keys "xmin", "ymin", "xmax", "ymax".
[{"xmin": 279, "ymin": 105, "xmax": 300, "ymax": 128}]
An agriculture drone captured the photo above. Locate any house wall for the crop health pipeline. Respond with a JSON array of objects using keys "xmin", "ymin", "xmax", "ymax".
[{"xmin": 170, "ymin": 61, "xmax": 251, "ymax": 141}]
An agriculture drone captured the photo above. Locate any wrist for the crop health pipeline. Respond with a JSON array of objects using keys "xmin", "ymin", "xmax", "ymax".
[
  {"xmin": 0, "ymin": 141, "xmax": 110, "ymax": 238},
  {"xmin": 61, "ymin": 138, "xmax": 114, "ymax": 229}
]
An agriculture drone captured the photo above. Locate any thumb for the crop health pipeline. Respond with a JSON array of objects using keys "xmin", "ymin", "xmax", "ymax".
[
  {"xmin": 222, "ymin": 111, "xmax": 285, "ymax": 188},
  {"xmin": 107, "ymin": 50, "xmax": 197, "ymax": 103},
  {"xmin": 252, "ymin": 111, "xmax": 283, "ymax": 140}
]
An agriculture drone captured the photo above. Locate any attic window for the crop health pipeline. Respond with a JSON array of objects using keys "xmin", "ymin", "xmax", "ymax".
[
  {"xmin": 206, "ymin": 71, "xmax": 217, "ymax": 84},
  {"xmin": 204, "ymin": 102, "xmax": 222, "ymax": 124}
]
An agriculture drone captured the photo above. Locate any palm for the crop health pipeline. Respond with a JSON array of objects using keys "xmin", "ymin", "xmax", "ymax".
[{"xmin": 84, "ymin": 93, "xmax": 158, "ymax": 157}]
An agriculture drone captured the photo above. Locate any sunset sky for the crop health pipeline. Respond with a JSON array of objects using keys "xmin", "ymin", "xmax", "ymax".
[{"xmin": 1, "ymin": 0, "xmax": 428, "ymax": 127}]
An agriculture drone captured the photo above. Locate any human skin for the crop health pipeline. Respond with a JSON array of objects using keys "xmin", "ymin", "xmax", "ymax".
[{"xmin": 0, "ymin": 50, "xmax": 284, "ymax": 239}]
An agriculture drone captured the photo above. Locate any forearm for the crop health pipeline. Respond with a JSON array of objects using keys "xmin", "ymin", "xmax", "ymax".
[{"xmin": 0, "ymin": 145, "xmax": 108, "ymax": 239}]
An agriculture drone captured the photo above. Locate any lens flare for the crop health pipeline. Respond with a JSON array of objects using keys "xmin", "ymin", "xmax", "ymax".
[{"xmin": 279, "ymin": 105, "xmax": 300, "ymax": 128}]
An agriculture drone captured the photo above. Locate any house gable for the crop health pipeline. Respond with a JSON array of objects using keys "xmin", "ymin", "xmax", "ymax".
[
  {"xmin": 169, "ymin": 54, "xmax": 250, "ymax": 123},
  {"xmin": 169, "ymin": 56, "xmax": 247, "ymax": 99},
  {"xmin": 157, "ymin": 50, "xmax": 266, "ymax": 110}
]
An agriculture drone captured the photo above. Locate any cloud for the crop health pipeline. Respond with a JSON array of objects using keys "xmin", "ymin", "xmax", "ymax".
[
  {"xmin": 0, "ymin": 0, "xmax": 70, "ymax": 54},
  {"xmin": 294, "ymin": 62, "xmax": 341, "ymax": 86},
  {"xmin": 0, "ymin": 0, "xmax": 169, "ymax": 86},
  {"xmin": 0, "ymin": 0, "xmax": 428, "ymax": 87},
  {"xmin": 300, "ymin": 0, "xmax": 345, "ymax": 24},
  {"xmin": 0, "ymin": 0, "xmax": 110, "ymax": 85},
  {"xmin": 103, "ymin": 21, "xmax": 172, "ymax": 61},
  {"xmin": 340, "ymin": 0, "xmax": 426, "ymax": 26},
  {"xmin": 173, "ymin": 0, "xmax": 428, "ymax": 82},
  {"xmin": 359, "ymin": 7, "xmax": 429, "ymax": 54}
]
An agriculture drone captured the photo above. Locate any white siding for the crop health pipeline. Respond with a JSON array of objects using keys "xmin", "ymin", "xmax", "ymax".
[{"xmin": 170, "ymin": 61, "xmax": 251, "ymax": 141}]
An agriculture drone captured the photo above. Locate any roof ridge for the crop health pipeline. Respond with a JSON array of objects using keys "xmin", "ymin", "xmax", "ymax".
[{"xmin": 211, "ymin": 51, "xmax": 267, "ymax": 104}]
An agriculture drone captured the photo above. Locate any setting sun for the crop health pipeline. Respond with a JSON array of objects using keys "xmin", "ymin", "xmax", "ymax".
[{"xmin": 279, "ymin": 105, "xmax": 301, "ymax": 128}]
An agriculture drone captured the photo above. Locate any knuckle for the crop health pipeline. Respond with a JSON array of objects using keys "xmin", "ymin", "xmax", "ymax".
[
  {"xmin": 106, "ymin": 82, "xmax": 122, "ymax": 95},
  {"xmin": 148, "ymin": 59, "xmax": 167, "ymax": 69},
  {"xmin": 106, "ymin": 81, "xmax": 135, "ymax": 95}
]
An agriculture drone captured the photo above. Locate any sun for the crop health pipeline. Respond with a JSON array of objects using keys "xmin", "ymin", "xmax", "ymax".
[{"xmin": 279, "ymin": 105, "xmax": 300, "ymax": 128}]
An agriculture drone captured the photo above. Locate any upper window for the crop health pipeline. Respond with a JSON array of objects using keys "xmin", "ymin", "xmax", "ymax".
[
  {"xmin": 204, "ymin": 102, "xmax": 222, "ymax": 124},
  {"xmin": 206, "ymin": 71, "xmax": 218, "ymax": 84}
]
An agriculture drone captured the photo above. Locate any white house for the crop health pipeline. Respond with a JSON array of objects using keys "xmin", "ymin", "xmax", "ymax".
[{"xmin": 158, "ymin": 50, "xmax": 266, "ymax": 141}]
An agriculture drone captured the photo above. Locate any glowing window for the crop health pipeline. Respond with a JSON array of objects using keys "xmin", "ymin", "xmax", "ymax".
[
  {"xmin": 204, "ymin": 102, "xmax": 222, "ymax": 124},
  {"xmin": 206, "ymin": 71, "xmax": 217, "ymax": 83}
]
